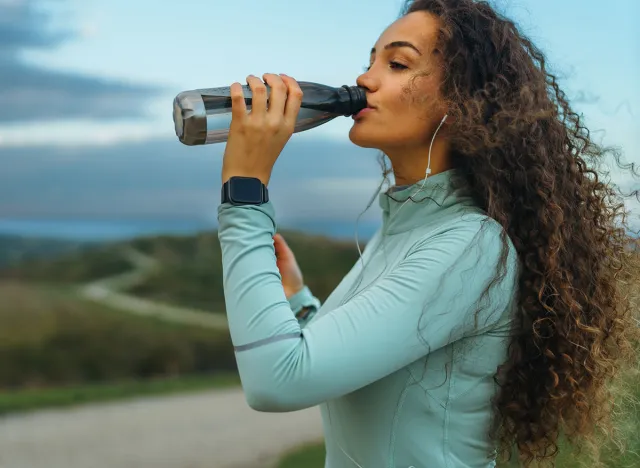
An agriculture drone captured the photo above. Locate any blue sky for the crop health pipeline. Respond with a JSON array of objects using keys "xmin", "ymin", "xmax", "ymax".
[{"xmin": 0, "ymin": 0, "xmax": 638, "ymax": 228}]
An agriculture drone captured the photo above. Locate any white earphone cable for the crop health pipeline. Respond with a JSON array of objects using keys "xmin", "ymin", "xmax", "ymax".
[{"xmin": 389, "ymin": 113, "xmax": 448, "ymax": 223}]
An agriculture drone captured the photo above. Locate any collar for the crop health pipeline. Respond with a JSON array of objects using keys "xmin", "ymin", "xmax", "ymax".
[{"xmin": 379, "ymin": 169, "xmax": 476, "ymax": 235}]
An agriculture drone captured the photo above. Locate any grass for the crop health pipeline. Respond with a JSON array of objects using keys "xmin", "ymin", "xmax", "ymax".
[
  {"xmin": 0, "ymin": 281, "xmax": 241, "ymax": 415},
  {"xmin": 0, "ymin": 373, "xmax": 240, "ymax": 416},
  {"xmin": 277, "ymin": 441, "xmax": 326, "ymax": 468}
]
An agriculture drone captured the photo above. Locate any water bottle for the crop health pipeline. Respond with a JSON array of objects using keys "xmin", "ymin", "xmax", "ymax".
[{"xmin": 172, "ymin": 81, "xmax": 367, "ymax": 146}]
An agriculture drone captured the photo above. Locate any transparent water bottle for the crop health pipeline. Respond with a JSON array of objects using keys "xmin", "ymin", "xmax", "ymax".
[{"xmin": 172, "ymin": 81, "xmax": 367, "ymax": 146}]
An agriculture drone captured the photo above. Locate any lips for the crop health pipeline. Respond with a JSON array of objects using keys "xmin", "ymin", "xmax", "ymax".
[{"xmin": 353, "ymin": 106, "xmax": 376, "ymax": 120}]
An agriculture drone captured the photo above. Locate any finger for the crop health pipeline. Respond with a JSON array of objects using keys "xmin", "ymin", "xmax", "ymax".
[
  {"xmin": 229, "ymin": 82, "xmax": 247, "ymax": 121},
  {"xmin": 263, "ymin": 73, "xmax": 287, "ymax": 118},
  {"xmin": 273, "ymin": 233, "xmax": 293, "ymax": 259},
  {"xmin": 273, "ymin": 234, "xmax": 282, "ymax": 251},
  {"xmin": 280, "ymin": 74, "xmax": 303, "ymax": 127},
  {"xmin": 273, "ymin": 233, "xmax": 286, "ymax": 251},
  {"xmin": 273, "ymin": 234, "xmax": 286, "ymax": 261},
  {"xmin": 246, "ymin": 75, "xmax": 267, "ymax": 117}
]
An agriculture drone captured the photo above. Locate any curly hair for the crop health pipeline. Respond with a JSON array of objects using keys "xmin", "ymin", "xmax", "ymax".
[{"xmin": 383, "ymin": 0, "xmax": 640, "ymax": 466}]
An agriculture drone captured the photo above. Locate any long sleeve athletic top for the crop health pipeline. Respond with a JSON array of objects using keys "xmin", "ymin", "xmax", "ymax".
[{"xmin": 217, "ymin": 168, "xmax": 519, "ymax": 468}]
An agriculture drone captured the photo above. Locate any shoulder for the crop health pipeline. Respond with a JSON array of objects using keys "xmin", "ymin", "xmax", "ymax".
[
  {"xmin": 406, "ymin": 213, "xmax": 520, "ymax": 288},
  {"xmin": 412, "ymin": 212, "xmax": 513, "ymax": 257}
]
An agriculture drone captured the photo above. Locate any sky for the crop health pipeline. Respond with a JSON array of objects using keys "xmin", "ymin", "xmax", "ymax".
[{"xmin": 0, "ymin": 0, "xmax": 638, "ymax": 230}]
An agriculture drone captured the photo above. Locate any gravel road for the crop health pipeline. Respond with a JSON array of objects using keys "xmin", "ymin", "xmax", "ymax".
[{"xmin": 0, "ymin": 388, "xmax": 324, "ymax": 468}]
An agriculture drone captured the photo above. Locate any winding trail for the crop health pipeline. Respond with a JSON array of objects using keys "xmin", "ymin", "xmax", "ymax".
[{"xmin": 78, "ymin": 246, "xmax": 229, "ymax": 329}]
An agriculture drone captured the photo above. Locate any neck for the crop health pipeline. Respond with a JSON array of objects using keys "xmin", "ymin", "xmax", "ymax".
[{"xmin": 384, "ymin": 135, "xmax": 452, "ymax": 187}]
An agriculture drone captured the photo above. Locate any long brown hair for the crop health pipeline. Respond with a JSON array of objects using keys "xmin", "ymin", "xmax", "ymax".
[{"xmin": 390, "ymin": 0, "xmax": 640, "ymax": 465}]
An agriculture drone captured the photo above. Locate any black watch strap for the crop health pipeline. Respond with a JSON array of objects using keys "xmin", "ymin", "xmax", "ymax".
[{"xmin": 221, "ymin": 176, "xmax": 269, "ymax": 205}]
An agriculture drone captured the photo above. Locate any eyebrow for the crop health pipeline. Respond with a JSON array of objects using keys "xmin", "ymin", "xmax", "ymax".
[{"xmin": 370, "ymin": 41, "xmax": 422, "ymax": 56}]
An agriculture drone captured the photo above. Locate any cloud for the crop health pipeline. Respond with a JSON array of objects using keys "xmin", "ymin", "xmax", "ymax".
[
  {"xmin": 0, "ymin": 0, "xmax": 70, "ymax": 52},
  {"xmin": 0, "ymin": 137, "xmax": 383, "ymax": 221},
  {"xmin": 0, "ymin": 119, "xmax": 168, "ymax": 147},
  {"xmin": 0, "ymin": 0, "xmax": 163, "ymax": 123}
]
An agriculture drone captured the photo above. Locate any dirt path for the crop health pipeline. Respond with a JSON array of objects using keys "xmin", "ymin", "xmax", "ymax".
[
  {"xmin": 0, "ymin": 388, "xmax": 324, "ymax": 468},
  {"xmin": 78, "ymin": 246, "xmax": 229, "ymax": 330}
]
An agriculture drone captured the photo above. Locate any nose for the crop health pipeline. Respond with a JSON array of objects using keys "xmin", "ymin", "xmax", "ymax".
[{"xmin": 356, "ymin": 69, "xmax": 379, "ymax": 94}]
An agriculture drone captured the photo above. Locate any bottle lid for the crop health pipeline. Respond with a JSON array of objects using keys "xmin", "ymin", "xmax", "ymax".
[{"xmin": 341, "ymin": 85, "xmax": 368, "ymax": 116}]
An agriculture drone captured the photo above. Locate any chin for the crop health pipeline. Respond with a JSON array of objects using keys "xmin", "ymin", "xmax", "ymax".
[{"xmin": 348, "ymin": 123, "xmax": 385, "ymax": 150}]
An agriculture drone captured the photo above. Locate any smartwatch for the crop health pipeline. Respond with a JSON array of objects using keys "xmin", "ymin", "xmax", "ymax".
[{"xmin": 221, "ymin": 176, "xmax": 269, "ymax": 205}]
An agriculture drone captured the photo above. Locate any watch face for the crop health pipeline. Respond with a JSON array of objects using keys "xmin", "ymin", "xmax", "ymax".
[{"xmin": 229, "ymin": 177, "xmax": 263, "ymax": 204}]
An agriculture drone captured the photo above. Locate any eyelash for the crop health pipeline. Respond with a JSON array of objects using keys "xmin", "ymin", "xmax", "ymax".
[{"xmin": 363, "ymin": 61, "xmax": 408, "ymax": 72}]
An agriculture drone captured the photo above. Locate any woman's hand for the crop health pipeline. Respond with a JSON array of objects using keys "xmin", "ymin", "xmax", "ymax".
[
  {"xmin": 221, "ymin": 73, "xmax": 303, "ymax": 186},
  {"xmin": 273, "ymin": 233, "xmax": 305, "ymax": 299}
]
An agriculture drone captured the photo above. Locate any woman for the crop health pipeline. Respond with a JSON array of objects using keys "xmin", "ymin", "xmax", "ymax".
[{"xmin": 217, "ymin": 0, "xmax": 639, "ymax": 466}]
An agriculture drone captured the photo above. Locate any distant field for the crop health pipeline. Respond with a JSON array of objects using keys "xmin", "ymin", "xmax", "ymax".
[
  {"xmin": 0, "ymin": 230, "xmax": 362, "ymax": 312},
  {"xmin": 0, "ymin": 235, "xmax": 89, "ymax": 268},
  {"xmin": 0, "ymin": 242, "xmax": 131, "ymax": 283},
  {"xmin": 0, "ymin": 373, "xmax": 240, "ymax": 416},
  {"xmin": 0, "ymin": 281, "xmax": 239, "ymax": 412}
]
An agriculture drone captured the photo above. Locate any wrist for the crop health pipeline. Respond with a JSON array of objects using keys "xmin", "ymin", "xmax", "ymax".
[
  {"xmin": 284, "ymin": 284, "xmax": 305, "ymax": 300},
  {"xmin": 222, "ymin": 170, "xmax": 271, "ymax": 186}
]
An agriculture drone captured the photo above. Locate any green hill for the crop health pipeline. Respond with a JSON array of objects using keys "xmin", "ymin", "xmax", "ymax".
[
  {"xmin": 0, "ymin": 235, "xmax": 89, "ymax": 268},
  {"xmin": 0, "ymin": 281, "xmax": 236, "ymax": 391},
  {"xmin": 0, "ymin": 232, "xmax": 141, "ymax": 283},
  {"xmin": 126, "ymin": 230, "xmax": 363, "ymax": 311},
  {"xmin": 0, "ymin": 230, "xmax": 365, "ymax": 312}
]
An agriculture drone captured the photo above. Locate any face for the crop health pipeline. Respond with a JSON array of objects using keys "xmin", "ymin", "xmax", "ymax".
[{"xmin": 349, "ymin": 11, "xmax": 447, "ymax": 152}]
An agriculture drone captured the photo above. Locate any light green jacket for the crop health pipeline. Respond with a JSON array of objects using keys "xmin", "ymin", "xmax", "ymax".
[{"xmin": 217, "ymin": 169, "xmax": 519, "ymax": 467}]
